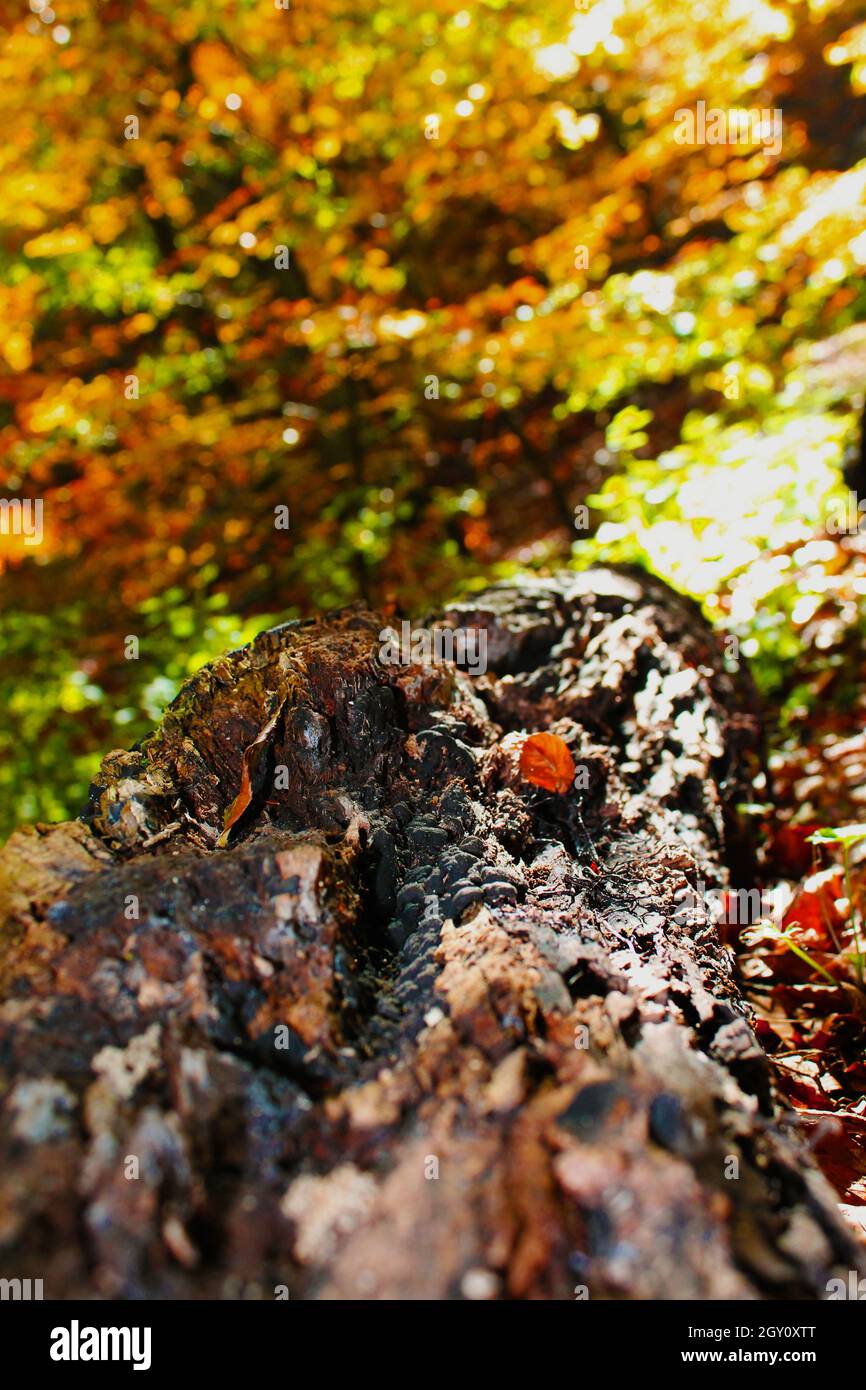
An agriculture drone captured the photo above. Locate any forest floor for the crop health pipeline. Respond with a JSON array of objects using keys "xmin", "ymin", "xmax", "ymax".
[{"xmin": 732, "ymin": 526, "xmax": 866, "ymax": 1234}]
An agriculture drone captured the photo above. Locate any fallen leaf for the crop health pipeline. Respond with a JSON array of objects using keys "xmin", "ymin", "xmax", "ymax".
[
  {"xmin": 793, "ymin": 1109, "xmax": 866, "ymax": 1205},
  {"xmin": 519, "ymin": 732, "xmax": 575, "ymax": 796},
  {"xmin": 771, "ymin": 823, "xmax": 820, "ymax": 877},
  {"xmin": 218, "ymin": 697, "xmax": 288, "ymax": 847}
]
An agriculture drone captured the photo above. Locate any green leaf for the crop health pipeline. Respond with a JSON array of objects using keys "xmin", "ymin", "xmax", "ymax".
[{"xmin": 807, "ymin": 824, "xmax": 866, "ymax": 846}]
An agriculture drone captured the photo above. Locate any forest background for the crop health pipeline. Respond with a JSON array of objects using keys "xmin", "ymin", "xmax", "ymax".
[{"xmin": 0, "ymin": 0, "xmax": 865, "ymax": 864}]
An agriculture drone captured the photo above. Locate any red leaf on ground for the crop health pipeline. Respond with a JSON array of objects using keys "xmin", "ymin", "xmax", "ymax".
[
  {"xmin": 771, "ymin": 823, "xmax": 821, "ymax": 877},
  {"xmin": 778, "ymin": 1073, "xmax": 829, "ymax": 1109},
  {"xmin": 844, "ymin": 1062, "xmax": 866, "ymax": 1093},
  {"xmin": 796, "ymin": 1109, "xmax": 866, "ymax": 1204},
  {"xmin": 782, "ymin": 868, "xmax": 845, "ymax": 942},
  {"xmin": 519, "ymin": 732, "xmax": 575, "ymax": 795},
  {"xmin": 754, "ymin": 1017, "xmax": 782, "ymax": 1052}
]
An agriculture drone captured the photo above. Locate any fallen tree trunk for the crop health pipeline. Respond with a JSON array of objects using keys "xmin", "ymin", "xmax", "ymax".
[{"xmin": 0, "ymin": 566, "xmax": 862, "ymax": 1300}]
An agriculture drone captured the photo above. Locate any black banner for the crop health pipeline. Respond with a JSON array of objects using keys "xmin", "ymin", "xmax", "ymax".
[{"xmin": 1, "ymin": 1297, "xmax": 861, "ymax": 1377}]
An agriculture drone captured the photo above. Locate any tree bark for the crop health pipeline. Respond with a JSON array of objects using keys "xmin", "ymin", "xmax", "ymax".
[{"xmin": 0, "ymin": 566, "xmax": 862, "ymax": 1300}]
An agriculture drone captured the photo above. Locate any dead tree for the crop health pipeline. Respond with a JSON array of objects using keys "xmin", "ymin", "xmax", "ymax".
[{"xmin": 0, "ymin": 566, "xmax": 862, "ymax": 1299}]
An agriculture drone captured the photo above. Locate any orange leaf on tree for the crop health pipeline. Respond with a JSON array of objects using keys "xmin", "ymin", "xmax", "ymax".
[{"xmin": 519, "ymin": 732, "xmax": 575, "ymax": 796}]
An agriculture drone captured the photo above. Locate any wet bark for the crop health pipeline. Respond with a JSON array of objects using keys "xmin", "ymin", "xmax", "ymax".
[{"xmin": 0, "ymin": 566, "xmax": 862, "ymax": 1300}]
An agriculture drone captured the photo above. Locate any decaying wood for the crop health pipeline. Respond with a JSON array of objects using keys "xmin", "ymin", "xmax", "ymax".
[{"xmin": 0, "ymin": 566, "xmax": 863, "ymax": 1300}]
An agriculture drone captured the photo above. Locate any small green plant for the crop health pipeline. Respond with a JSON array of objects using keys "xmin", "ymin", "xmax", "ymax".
[
  {"xmin": 760, "ymin": 920, "xmax": 842, "ymax": 989},
  {"xmin": 807, "ymin": 824, "xmax": 866, "ymax": 987}
]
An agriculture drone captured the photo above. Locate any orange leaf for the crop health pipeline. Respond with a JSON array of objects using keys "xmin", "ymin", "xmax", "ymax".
[
  {"xmin": 519, "ymin": 732, "xmax": 575, "ymax": 796},
  {"xmin": 218, "ymin": 698, "xmax": 287, "ymax": 848}
]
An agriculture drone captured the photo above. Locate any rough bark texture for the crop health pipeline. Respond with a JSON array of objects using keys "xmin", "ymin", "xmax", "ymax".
[{"xmin": 0, "ymin": 566, "xmax": 863, "ymax": 1300}]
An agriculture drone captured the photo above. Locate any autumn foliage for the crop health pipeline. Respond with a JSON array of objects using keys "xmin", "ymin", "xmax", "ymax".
[{"xmin": 0, "ymin": 0, "xmax": 865, "ymax": 834}]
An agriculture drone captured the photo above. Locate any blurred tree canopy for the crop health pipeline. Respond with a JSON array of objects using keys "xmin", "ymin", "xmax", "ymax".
[{"xmin": 0, "ymin": 0, "xmax": 865, "ymax": 836}]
